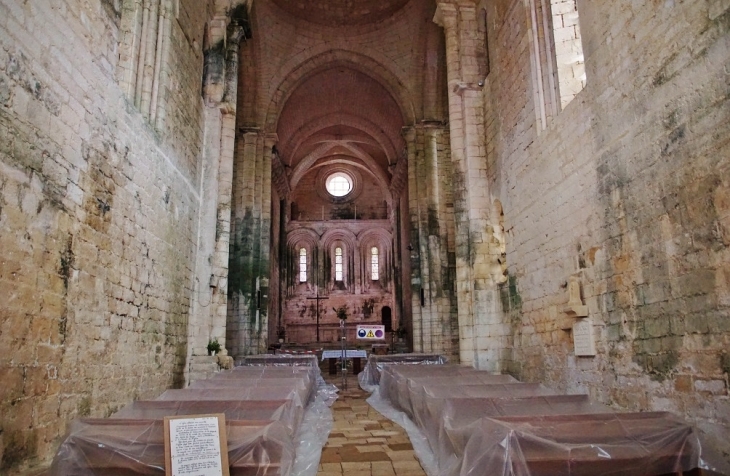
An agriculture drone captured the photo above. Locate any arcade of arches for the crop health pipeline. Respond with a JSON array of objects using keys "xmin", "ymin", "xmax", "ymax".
[{"xmin": 1, "ymin": 0, "xmax": 729, "ymax": 470}]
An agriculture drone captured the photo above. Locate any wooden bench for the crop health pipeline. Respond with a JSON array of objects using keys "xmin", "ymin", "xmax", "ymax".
[{"xmin": 50, "ymin": 418, "xmax": 293, "ymax": 475}]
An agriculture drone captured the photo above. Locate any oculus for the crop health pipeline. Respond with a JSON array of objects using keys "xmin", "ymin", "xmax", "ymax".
[{"xmin": 325, "ymin": 172, "xmax": 353, "ymax": 197}]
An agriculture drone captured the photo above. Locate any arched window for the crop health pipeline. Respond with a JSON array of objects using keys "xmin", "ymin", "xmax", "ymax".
[
  {"xmin": 299, "ymin": 248, "xmax": 307, "ymax": 283},
  {"xmin": 371, "ymin": 246, "xmax": 379, "ymax": 281},
  {"xmin": 335, "ymin": 247, "xmax": 343, "ymax": 281}
]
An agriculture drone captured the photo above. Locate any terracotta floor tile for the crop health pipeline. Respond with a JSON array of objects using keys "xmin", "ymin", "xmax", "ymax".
[{"xmin": 319, "ymin": 373, "xmax": 426, "ymax": 476}]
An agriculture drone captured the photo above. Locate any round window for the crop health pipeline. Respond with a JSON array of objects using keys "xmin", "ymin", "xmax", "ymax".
[{"xmin": 325, "ymin": 172, "xmax": 353, "ymax": 197}]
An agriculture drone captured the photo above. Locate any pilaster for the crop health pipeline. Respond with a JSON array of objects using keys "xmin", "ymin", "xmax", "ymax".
[
  {"xmin": 406, "ymin": 123, "xmax": 459, "ymax": 360},
  {"xmin": 436, "ymin": 1, "xmax": 505, "ymax": 370}
]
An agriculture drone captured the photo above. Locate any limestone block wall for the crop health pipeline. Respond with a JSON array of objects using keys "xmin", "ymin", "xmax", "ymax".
[
  {"xmin": 0, "ymin": 0, "xmax": 210, "ymax": 470},
  {"xmin": 483, "ymin": 0, "xmax": 730, "ymax": 455}
]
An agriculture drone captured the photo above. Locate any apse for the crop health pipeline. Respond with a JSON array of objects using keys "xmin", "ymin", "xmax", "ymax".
[{"xmin": 269, "ymin": 66, "xmax": 407, "ymax": 346}]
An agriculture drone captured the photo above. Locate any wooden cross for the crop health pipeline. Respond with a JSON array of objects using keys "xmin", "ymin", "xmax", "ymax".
[{"xmin": 306, "ymin": 292, "xmax": 327, "ymax": 342}]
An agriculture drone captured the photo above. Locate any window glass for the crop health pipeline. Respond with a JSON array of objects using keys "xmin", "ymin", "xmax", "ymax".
[
  {"xmin": 371, "ymin": 247, "xmax": 379, "ymax": 281},
  {"xmin": 326, "ymin": 173, "xmax": 353, "ymax": 197},
  {"xmin": 299, "ymin": 248, "xmax": 307, "ymax": 282},
  {"xmin": 335, "ymin": 247, "xmax": 343, "ymax": 281}
]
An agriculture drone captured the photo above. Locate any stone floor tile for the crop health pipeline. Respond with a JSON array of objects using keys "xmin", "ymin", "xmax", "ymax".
[
  {"xmin": 319, "ymin": 373, "xmax": 426, "ymax": 476},
  {"xmin": 320, "ymin": 462, "xmax": 342, "ymax": 471},
  {"xmin": 386, "ymin": 450, "xmax": 417, "ymax": 461},
  {"xmin": 341, "ymin": 461, "xmax": 371, "ymax": 471},
  {"xmin": 392, "ymin": 460, "xmax": 423, "ymax": 470}
]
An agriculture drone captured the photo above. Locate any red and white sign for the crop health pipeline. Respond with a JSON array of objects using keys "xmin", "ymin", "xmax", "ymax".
[{"xmin": 356, "ymin": 325, "xmax": 386, "ymax": 340}]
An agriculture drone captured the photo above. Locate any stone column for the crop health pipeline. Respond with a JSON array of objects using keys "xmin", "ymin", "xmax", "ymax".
[
  {"xmin": 228, "ymin": 130, "xmax": 274, "ymax": 358},
  {"xmin": 405, "ymin": 127, "xmax": 423, "ymax": 351},
  {"xmin": 435, "ymin": 1, "xmax": 506, "ymax": 370},
  {"xmin": 406, "ymin": 124, "xmax": 459, "ymax": 359}
]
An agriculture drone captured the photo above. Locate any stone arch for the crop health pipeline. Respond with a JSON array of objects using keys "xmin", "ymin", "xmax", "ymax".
[
  {"xmin": 283, "ymin": 113, "xmax": 399, "ymax": 164},
  {"xmin": 286, "ymin": 228, "xmax": 320, "ymax": 291},
  {"xmin": 289, "ymin": 142, "xmax": 393, "ymax": 202},
  {"xmin": 264, "ymin": 49, "xmax": 417, "ymax": 131},
  {"xmin": 358, "ymin": 227, "xmax": 393, "ymax": 288},
  {"xmin": 321, "ymin": 229, "xmax": 358, "ymax": 291},
  {"xmin": 321, "ymin": 228, "xmax": 358, "ymax": 253},
  {"xmin": 286, "ymin": 227, "xmax": 320, "ymax": 248}
]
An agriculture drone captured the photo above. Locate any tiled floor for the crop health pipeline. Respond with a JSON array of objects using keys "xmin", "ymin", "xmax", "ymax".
[{"xmin": 316, "ymin": 374, "xmax": 426, "ymax": 476}]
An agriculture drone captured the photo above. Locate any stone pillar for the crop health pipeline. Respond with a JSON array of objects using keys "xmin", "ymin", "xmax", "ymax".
[
  {"xmin": 406, "ymin": 124, "xmax": 459, "ymax": 359},
  {"xmin": 405, "ymin": 127, "xmax": 423, "ymax": 350},
  {"xmin": 435, "ymin": 1, "xmax": 506, "ymax": 370},
  {"xmin": 228, "ymin": 130, "xmax": 275, "ymax": 358}
]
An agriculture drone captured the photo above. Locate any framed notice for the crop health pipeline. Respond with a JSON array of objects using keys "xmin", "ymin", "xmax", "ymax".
[{"xmin": 164, "ymin": 414, "xmax": 230, "ymax": 476}]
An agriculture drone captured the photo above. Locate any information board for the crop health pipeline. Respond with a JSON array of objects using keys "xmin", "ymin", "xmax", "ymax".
[
  {"xmin": 164, "ymin": 413, "xmax": 230, "ymax": 476},
  {"xmin": 356, "ymin": 325, "xmax": 386, "ymax": 340}
]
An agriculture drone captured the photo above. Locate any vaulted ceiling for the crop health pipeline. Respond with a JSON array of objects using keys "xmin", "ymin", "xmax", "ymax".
[
  {"xmin": 276, "ymin": 67, "xmax": 406, "ymax": 193},
  {"xmin": 269, "ymin": 0, "xmax": 411, "ymax": 26}
]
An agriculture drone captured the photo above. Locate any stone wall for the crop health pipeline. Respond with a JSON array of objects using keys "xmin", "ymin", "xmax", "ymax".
[
  {"xmin": 290, "ymin": 172, "xmax": 388, "ymax": 221},
  {"xmin": 483, "ymin": 0, "xmax": 730, "ymax": 456},
  {"xmin": 0, "ymin": 0, "xmax": 210, "ymax": 470}
]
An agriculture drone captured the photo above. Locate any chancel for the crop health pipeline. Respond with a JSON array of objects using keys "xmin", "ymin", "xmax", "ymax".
[{"xmin": 1, "ymin": 0, "xmax": 729, "ymax": 474}]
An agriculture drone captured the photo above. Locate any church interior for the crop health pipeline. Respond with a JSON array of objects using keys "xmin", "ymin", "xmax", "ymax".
[{"xmin": 0, "ymin": 0, "xmax": 729, "ymax": 473}]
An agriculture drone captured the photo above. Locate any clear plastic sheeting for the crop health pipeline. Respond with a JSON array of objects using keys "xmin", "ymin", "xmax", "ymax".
[
  {"xmin": 358, "ymin": 353, "xmax": 447, "ymax": 391},
  {"xmin": 111, "ymin": 399, "xmax": 304, "ymax": 437},
  {"xmin": 290, "ymin": 378, "xmax": 338, "ymax": 476},
  {"xmin": 373, "ymin": 363, "xmax": 730, "ymax": 476},
  {"xmin": 432, "ymin": 395, "xmax": 612, "ymax": 475},
  {"xmin": 237, "ymin": 354, "xmax": 319, "ymax": 367},
  {"xmin": 399, "ymin": 377, "xmax": 525, "ymax": 420},
  {"xmin": 379, "ymin": 365, "xmax": 532, "ymax": 418},
  {"xmin": 189, "ymin": 378, "xmax": 316, "ymax": 405},
  {"xmin": 49, "ymin": 355, "xmax": 335, "ymax": 475},
  {"xmin": 229, "ymin": 367, "xmax": 319, "ymax": 382},
  {"xmin": 156, "ymin": 387, "xmax": 309, "ymax": 408},
  {"xmin": 49, "ymin": 418, "xmax": 295, "ymax": 475},
  {"xmin": 456, "ymin": 412, "xmax": 730, "ymax": 476}
]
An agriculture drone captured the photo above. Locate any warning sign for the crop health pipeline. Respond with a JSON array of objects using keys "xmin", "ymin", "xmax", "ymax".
[{"xmin": 356, "ymin": 325, "xmax": 386, "ymax": 340}]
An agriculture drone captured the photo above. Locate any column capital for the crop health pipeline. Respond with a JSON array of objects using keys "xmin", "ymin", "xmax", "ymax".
[
  {"xmin": 401, "ymin": 126, "xmax": 417, "ymax": 142},
  {"xmin": 434, "ymin": 0, "xmax": 479, "ymax": 26},
  {"xmin": 265, "ymin": 133, "xmax": 279, "ymax": 147},
  {"xmin": 433, "ymin": 3, "xmax": 458, "ymax": 28},
  {"xmin": 413, "ymin": 120, "xmax": 449, "ymax": 132}
]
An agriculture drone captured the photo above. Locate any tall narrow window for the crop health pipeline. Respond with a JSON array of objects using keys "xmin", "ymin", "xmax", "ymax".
[
  {"xmin": 335, "ymin": 247, "xmax": 343, "ymax": 281},
  {"xmin": 299, "ymin": 248, "xmax": 307, "ymax": 283},
  {"xmin": 550, "ymin": 0, "xmax": 585, "ymax": 109},
  {"xmin": 478, "ymin": 8, "xmax": 490, "ymax": 78},
  {"xmin": 526, "ymin": 0, "xmax": 585, "ymax": 131},
  {"xmin": 371, "ymin": 247, "xmax": 379, "ymax": 281}
]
